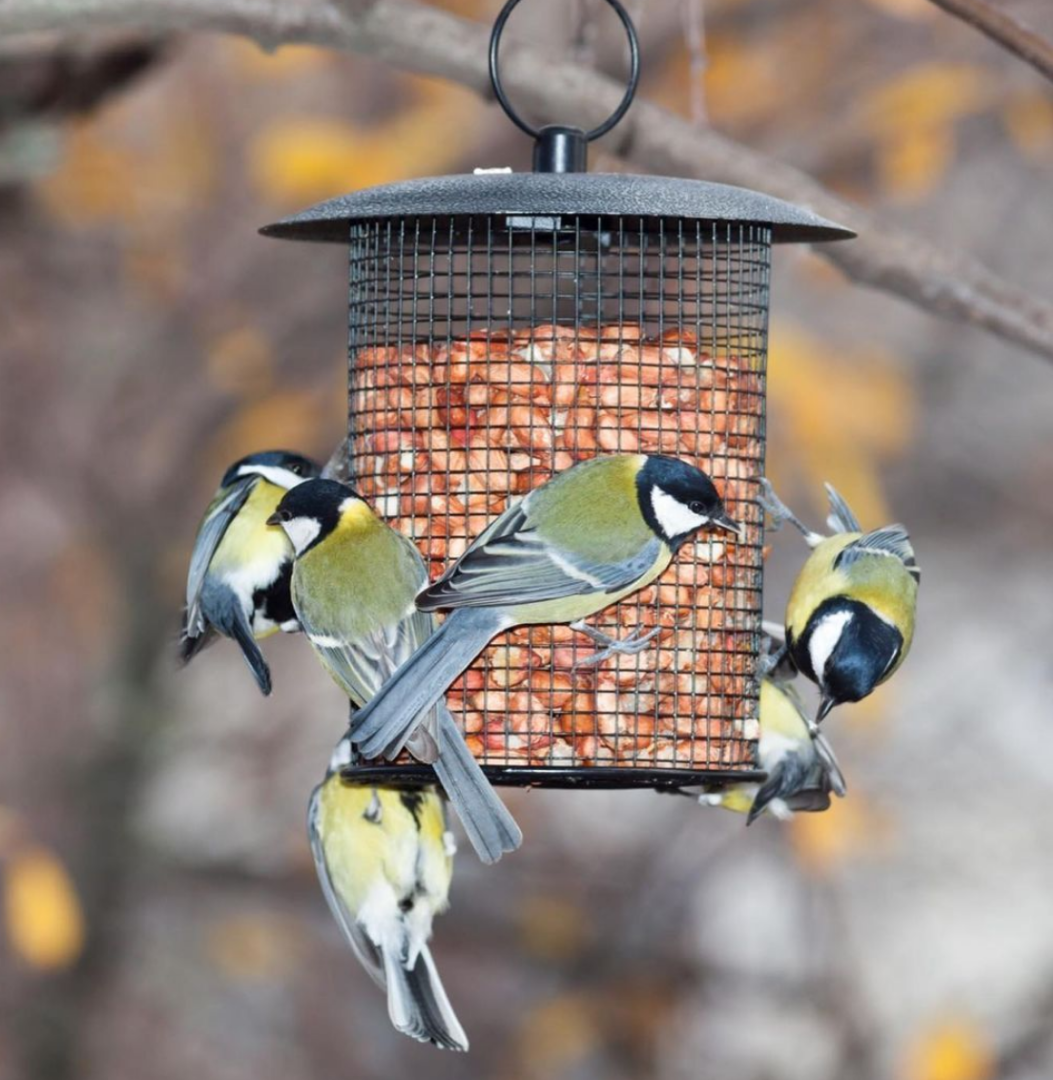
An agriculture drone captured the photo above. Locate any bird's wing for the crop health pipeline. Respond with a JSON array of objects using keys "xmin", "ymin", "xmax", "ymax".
[
  {"xmin": 747, "ymin": 754, "xmax": 811, "ymax": 824},
  {"xmin": 782, "ymin": 788, "xmax": 833, "ymax": 813},
  {"xmin": 301, "ymin": 612, "xmax": 399, "ymax": 708},
  {"xmin": 836, "ymin": 524, "xmax": 919, "ymax": 580},
  {"xmin": 184, "ymin": 476, "xmax": 257, "ymax": 636},
  {"xmin": 824, "ymin": 483, "xmax": 862, "ymax": 534},
  {"xmin": 417, "ymin": 502, "xmax": 662, "ymax": 611},
  {"xmin": 302, "ymin": 603, "xmax": 441, "ymax": 760},
  {"xmin": 307, "ymin": 786, "xmax": 386, "ymax": 991},
  {"xmin": 811, "ymin": 729, "xmax": 848, "ymax": 797}
]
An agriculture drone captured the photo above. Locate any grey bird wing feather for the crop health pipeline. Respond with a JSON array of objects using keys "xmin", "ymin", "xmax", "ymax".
[
  {"xmin": 307, "ymin": 786, "xmax": 386, "ymax": 991},
  {"xmin": 351, "ymin": 607, "xmax": 507, "ymax": 762},
  {"xmin": 783, "ymin": 788, "xmax": 833, "ymax": 813},
  {"xmin": 418, "ymin": 502, "xmax": 662, "ymax": 611},
  {"xmin": 184, "ymin": 476, "xmax": 257, "ymax": 637},
  {"xmin": 302, "ymin": 610, "xmax": 440, "ymax": 763},
  {"xmin": 824, "ymin": 483, "xmax": 862, "ymax": 535},
  {"xmin": 811, "ymin": 729, "xmax": 848, "ymax": 796},
  {"xmin": 836, "ymin": 524, "xmax": 919, "ymax": 580}
]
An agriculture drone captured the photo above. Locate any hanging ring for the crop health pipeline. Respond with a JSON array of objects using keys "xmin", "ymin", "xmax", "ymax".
[{"xmin": 489, "ymin": 0, "xmax": 641, "ymax": 141}]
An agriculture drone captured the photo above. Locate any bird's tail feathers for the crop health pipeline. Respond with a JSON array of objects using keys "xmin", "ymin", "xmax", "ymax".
[
  {"xmin": 432, "ymin": 709, "xmax": 522, "ymax": 865},
  {"xmin": 747, "ymin": 755, "xmax": 807, "ymax": 825},
  {"xmin": 227, "ymin": 611, "xmax": 272, "ymax": 696},
  {"xmin": 352, "ymin": 609, "xmax": 505, "ymax": 761},
  {"xmin": 383, "ymin": 942, "xmax": 469, "ymax": 1051}
]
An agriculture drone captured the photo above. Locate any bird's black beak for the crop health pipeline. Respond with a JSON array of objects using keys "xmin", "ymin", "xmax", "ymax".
[
  {"xmin": 711, "ymin": 511, "xmax": 744, "ymax": 541},
  {"xmin": 266, "ymin": 512, "xmax": 282, "ymax": 527},
  {"xmin": 816, "ymin": 694, "xmax": 836, "ymax": 723}
]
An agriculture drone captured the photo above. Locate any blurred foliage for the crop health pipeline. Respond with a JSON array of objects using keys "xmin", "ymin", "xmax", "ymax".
[
  {"xmin": 248, "ymin": 76, "xmax": 481, "ymax": 206},
  {"xmin": 1001, "ymin": 90, "xmax": 1053, "ymax": 158},
  {"xmin": 203, "ymin": 910, "xmax": 306, "ymax": 983},
  {"xmin": 789, "ymin": 795, "xmax": 896, "ymax": 875},
  {"xmin": 901, "ymin": 1018, "xmax": 994, "ymax": 1080},
  {"xmin": 767, "ymin": 322, "xmax": 916, "ymax": 526},
  {"xmin": 3, "ymin": 841, "xmax": 85, "ymax": 971},
  {"xmin": 861, "ymin": 63, "xmax": 996, "ymax": 201}
]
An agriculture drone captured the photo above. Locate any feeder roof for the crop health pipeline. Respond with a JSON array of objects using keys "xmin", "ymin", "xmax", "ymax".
[{"xmin": 260, "ymin": 172, "xmax": 855, "ymax": 245}]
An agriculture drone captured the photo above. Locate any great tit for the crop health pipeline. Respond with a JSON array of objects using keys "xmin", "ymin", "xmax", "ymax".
[
  {"xmin": 309, "ymin": 736, "xmax": 468, "ymax": 1051},
  {"xmin": 269, "ymin": 478, "xmax": 522, "ymax": 865},
  {"xmin": 699, "ymin": 677, "xmax": 846, "ymax": 824},
  {"xmin": 181, "ymin": 450, "xmax": 319, "ymax": 694},
  {"xmin": 350, "ymin": 453, "xmax": 741, "ymax": 763},
  {"xmin": 760, "ymin": 479, "xmax": 920, "ymax": 725}
]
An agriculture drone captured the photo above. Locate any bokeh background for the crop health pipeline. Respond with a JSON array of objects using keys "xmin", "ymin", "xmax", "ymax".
[{"xmin": 2, "ymin": 1, "xmax": 1053, "ymax": 1078}]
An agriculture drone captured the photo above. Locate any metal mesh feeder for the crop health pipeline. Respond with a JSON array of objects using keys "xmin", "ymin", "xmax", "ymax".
[{"xmin": 261, "ymin": 0, "xmax": 853, "ymax": 791}]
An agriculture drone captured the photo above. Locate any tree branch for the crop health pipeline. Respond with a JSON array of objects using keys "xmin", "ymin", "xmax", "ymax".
[
  {"xmin": 3, "ymin": 0, "xmax": 1053, "ymax": 364},
  {"xmin": 927, "ymin": 0, "xmax": 1053, "ymax": 85}
]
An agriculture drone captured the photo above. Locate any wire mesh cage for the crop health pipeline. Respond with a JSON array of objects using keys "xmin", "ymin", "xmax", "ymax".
[{"xmin": 264, "ymin": 174, "xmax": 852, "ymax": 789}]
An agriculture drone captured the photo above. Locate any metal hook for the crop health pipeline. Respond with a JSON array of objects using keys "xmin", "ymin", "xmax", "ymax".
[{"xmin": 488, "ymin": 0, "xmax": 641, "ymax": 142}]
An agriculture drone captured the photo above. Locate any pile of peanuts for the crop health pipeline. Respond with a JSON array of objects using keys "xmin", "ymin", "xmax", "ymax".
[{"xmin": 350, "ymin": 323, "xmax": 764, "ymax": 775}]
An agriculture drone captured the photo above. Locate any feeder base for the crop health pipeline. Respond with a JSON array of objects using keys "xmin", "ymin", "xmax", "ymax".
[{"xmin": 339, "ymin": 764, "xmax": 767, "ymax": 792}]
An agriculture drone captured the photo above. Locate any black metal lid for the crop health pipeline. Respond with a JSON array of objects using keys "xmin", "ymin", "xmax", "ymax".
[{"xmin": 260, "ymin": 172, "xmax": 854, "ymax": 245}]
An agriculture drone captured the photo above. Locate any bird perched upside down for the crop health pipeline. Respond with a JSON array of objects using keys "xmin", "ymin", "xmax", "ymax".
[
  {"xmin": 309, "ymin": 736, "xmax": 468, "ymax": 1051},
  {"xmin": 699, "ymin": 677, "xmax": 846, "ymax": 824},
  {"xmin": 181, "ymin": 450, "xmax": 318, "ymax": 694},
  {"xmin": 349, "ymin": 453, "xmax": 741, "ymax": 765},
  {"xmin": 760, "ymin": 479, "xmax": 919, "ymax": 726}
]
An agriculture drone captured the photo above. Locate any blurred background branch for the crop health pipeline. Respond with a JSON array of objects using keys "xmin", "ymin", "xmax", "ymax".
[
  {"xmin": 927, "ymin": 0, "xmax": 1053, "ymax": 85},
  {"xmin": 2, "ymin": 0, "xmax": 1053, "ymax": 365}
]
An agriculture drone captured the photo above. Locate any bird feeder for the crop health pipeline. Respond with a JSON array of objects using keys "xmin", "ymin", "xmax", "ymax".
[{"xmin": 261, "ymin": 0, "xmax": 853, "ymax": 790}]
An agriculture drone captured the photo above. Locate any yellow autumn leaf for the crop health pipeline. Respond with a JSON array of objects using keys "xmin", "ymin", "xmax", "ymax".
[
  {"xmin": 1002, "ymin": 91, "xmax": 1053, "ymax": 159},
  {"xmin": 767, "ymin": 323, "xmax": 916, "ymax": 527},
  {"xmin": 249, "ymin": 119, "xmax": 370, "ymax": 207},
  {"xmin": 36, "ymin": 124, "xmax": 135, "ymax": 226},
  {"xmin": 38, "ymin": 107, "xmax": 215, "ymax": 231},
  {"xmin": 901, "ymin": 1017, "xmax": 994, "ymax": 1080},
  {"xmin": 789, "ymin": 795, "xmax": 894, "ymax": 875},
  {"xmin": 4, "ymin": 845, "xmax": 86, "ymax": 971},
  {"xmin": 878, "ymin": 124, "xmax": 956, "ymax": 202},
  {"xmin": 861, "ymin": 63, "xmax": 994, "ymax": 140},
  {"xmin": 249, "ymin": 80, "xmax": 481, "ymax": 208}
]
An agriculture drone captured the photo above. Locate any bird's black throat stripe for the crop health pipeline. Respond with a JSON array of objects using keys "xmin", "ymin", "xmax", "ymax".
[{"xmin": 252, "ymin": 561, "xmax": 296, "ymax": 626}]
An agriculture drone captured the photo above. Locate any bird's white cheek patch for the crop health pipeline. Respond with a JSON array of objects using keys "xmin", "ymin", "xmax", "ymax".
[
  {"xmin": 651, "ymin": 487, "xmax": 707, "ymax": 537},
  {"xmin": 282, "ymin": 517, "xmax": 321, "ymax": 555},
  {"xmin": 809, "ymin": 610, "xmax": 853, "ymax": 683}
]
